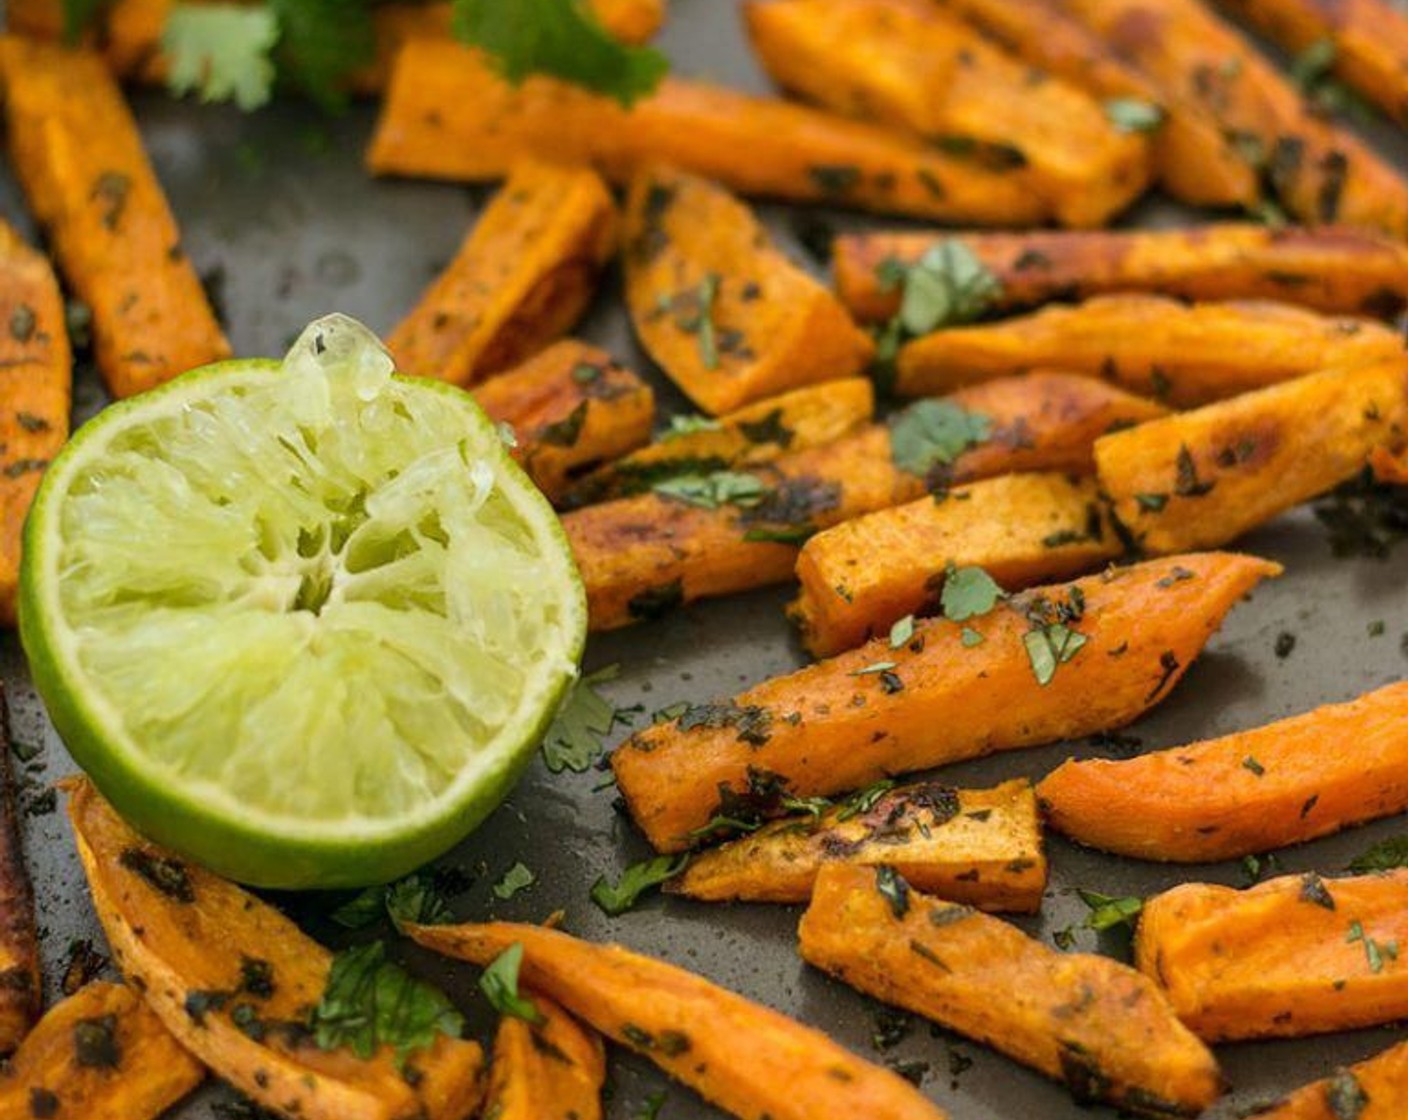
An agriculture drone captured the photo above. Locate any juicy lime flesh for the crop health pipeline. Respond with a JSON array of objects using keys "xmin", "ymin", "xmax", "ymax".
[{"xmin": 23, "ymin": 316, "xmax": 585, "ymax": 886}]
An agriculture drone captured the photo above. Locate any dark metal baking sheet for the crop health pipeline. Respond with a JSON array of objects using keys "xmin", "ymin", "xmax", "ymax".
[{"xmin": 2, "ymin": 3, "xmax": 1407, "ymax": 1117}]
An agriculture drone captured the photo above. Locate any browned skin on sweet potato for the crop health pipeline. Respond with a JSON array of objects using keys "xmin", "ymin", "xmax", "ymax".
[
  {"xmin": 1040, "ymin": 680, "xmax": 1408, "ymax": 862},
  {"xmin": 623, "ymin": 166, "xmax": 873, "ymax": 415},
  {"xmin": 799, "ymin": 865, "xmax": 1223, "ymax": 1117},
  {"xmin": 367, "ymin": 39, "xmax": 1051, "ymax": 226},
  {"xmin": 407, "ymin": 920, "xmax": 950, "ymax": 1120},
  {"xmin": 1218, "ymin": 0, "xmax": 1408, "ymax": 124},
  {"xmin": 1253, "ymin": 1037, "xmax": 1408, "ymax": 1120},
  {"xmin": 791, "ymin": 472, "xmax": 1123, "ymax": 658},
  {"xmin": 388, "ymin": 162, "xmax": 617, "ymax": 387},
  {"xmin": 473, "ymin": 341, "xmax": 655, "ymax": 506},
  {"xmin": 612, "ymin": 553, "xmax": 1280, "ymax": 852},
  {"xmin": 1371, "ymin": 445, "xmax": 1408, "ymax": 485},
  {"xmin": 1097, "ymin": 359, "xmax": 1408, "ymax": 555},
  {"xmin": 1136, "ymin": 870, "xmax": 1408, "ymax": 1041},
  {"xmin": 0, "ymin": 36, "xmax": 229, "ymax": 397},
  {"xmin": 0, "ymin": 982, "xmax": 204, "ymax": 1120},
  {"xmin": 935, "ymin": 0, "xmax": 1259, "ymax": 207},
  {"xmin": 669, "ymin": 778, "xmax": 1046, "ymax": 911},
  {"xmin": 567, "ymin": 373, "xmax": 1164, "ymax": 631},
  {"xmin": 895, "ymin": 295, "xmax": 1404, "ymax": 406},
  {"xmin": 67, "ymin": 778, "xmax": 485, "ymax": 1120},
  {"xmin": 745, "ymin": 0, "xmax": 1151, "ymax": 228},
  {"xmin": 835, "ymin": 224, "xmax": 1408, "ymax": 324},
  {"xmin": 0, "ymin": 692, "xmax": 38, "ymax": 1054},
  {"xmin": 563, "ymin": 379, "xmax": 875, "ymax": 509},
  {"xmin": 485, "ymin": 994, "xmax": 606, "ymax": 1120},
  {"xmin": 1053, "ymin": 0, "xmax": 1408, "ymax": 236},
  {"xmin": 0, "ymin": 222, "xmax": 70, "ymax": 626}
]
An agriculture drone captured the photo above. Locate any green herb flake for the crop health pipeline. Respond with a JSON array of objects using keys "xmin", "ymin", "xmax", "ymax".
[
  {"xmin": 1349, "ymin": 835, "xmax": 1408, "ymax": 873},
  {"xmin": 1135, "ymin": 492, "xmax": 1169, "ymax": 513},
  {"xmin": 1023, "ymin": 623, "xmax": 1088, "ymax": 686},
  {"xmin": 478, "ymin": 943, "xmax": 545, "ymax": 1024},
  {"xmin": 835, "ymin": 779, "xmax": 897, "ymax": 822},
  {"xmin": 889, "ymin": 615, "xmax": 916, "ymax": 649},
  {"xmin": 1076, "ymin": 889, "xmax": 1143, "ymax": 932},
  {"xmin": 653, "ymin": 470, "xmax": 766, "ymax": 510},
  {"xmin": 328, "ymin": 884, "xmax": 391, "ymax": 929},
  {"xmin": 850, "ymin": 661, "xmax": 898, "ymax": 677},
  {"xmin": 1347, "ymin": 919, "xmax": 1399, "ymax": 974},
  {"xmin": 590, "ymin": 854, "xmax": 689, "ymax": 916},
  {"xmin": 386, "ymin": 872, "xmax": 453, "ymax": 929},
  {"xmin": 492, "ymin": 862, "xmax": 536, "ymax": 901},
  {"xmin": 542, "ymin": 665, "xmax": 629, "ymax": 774},
  {"xmin": 875, "ymin": 866, "xmax": 910, "ymax": 919},
  {"xmin": 162, "ymin": 4, "xmax": 280, "ymax": 111},
  {"xmin": 636, "ymin": 1091, "xmax": 667, "ymax": 1120},
  {"xmin": 940, "ymin": 565, "xmax": 1004, "ymax": 622},
  {"xmin": 890, "ymin": 400, "xmax": 992, "ymax": 478},
  {"xmin": 1242, "ymin": 756, "xmax": 1266, "ymax": 777},
  {"xmin": 960, "ymin": 626, "xmax": 983, "ymax": 648},
  {"xmin": 659, "ymin": 414, "xmax": 723, "ymax": 442},
  {"xmin": 1325, "ymin": 1069, "xmax": 1370, "ymax": 1120},
  {"xmin": 1104, "ymin": 98, "xmax": 1165, "ymax": 133}
]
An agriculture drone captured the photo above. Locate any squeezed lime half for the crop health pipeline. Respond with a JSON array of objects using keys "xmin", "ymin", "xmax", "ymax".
[{"xmin": 20, "ymin": 315, "xmax": 586, "ymax": 888}]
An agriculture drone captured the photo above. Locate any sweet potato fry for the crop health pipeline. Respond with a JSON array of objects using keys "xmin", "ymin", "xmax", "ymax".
[
  {"xmin": 1097, "ymin": 360, "xmax": 1408, "ymax": 555},
  {"xmin": 799, "ymin": 865, "xmax": 1222, "ymax": 1117},
  {"xmin": 836, "ymin": 224, "xmax": 1408, "ymax": 324},
  {"xmin": 590, "ymin": 0, "xmax": 666, "ymax": 42},
  {"xmin": 0, "ymin": 36, "xmax": 229, "ymax": 398},
  {"xmin": 484, "ymin": 994, "xmax": 605, "ymax": 1120},
  {"xmin": 1040, "ymin": 681, "xmax": 1408, "ymax": 862},
  {"xmin": 1217, "ymin": 0, "xmax": 1408, "ymax": 125},
  {"xmin": 745, "ymin": 0, "xmax": 1151, "ymax": 228},
  {"xmin": 568, "ymin": 373, "xmax": 1164, "ymax": 631},
  {"xmin": 1052, "ymin": 0, "xmax": 1408, "ymax": 237},
  {"xmin": 473, "ymin": 341, "xmax": 655, "ymax": 506},
  {"xmin": 562, "ymin": 378, "xmax": 874, "ymax": 508},
  {"xmin": 367, "ymin": 39, "xmax": 1051, "ymax": 226},
  {"xmin": 387, "ymin": 161, "xmax": 617, "ymax": 387},
  {"xmin": 791, "ymin": 472, "xmax": 1123, "ymax": 657},
  {"xmin": 407, "ymin": 920, "xmax": 949, "ymax": 1120},
  {"xmin": 935, "ymin": 0, "xmax": 1259, "ymax": 208},
  {"xmin": 67, "ymin": 778, "xmax": 485, "ymax": 1120},
  {"xmin": 0, "ymin": 222, "xmax": 70, "ymax": 626},
  {"xmin": 0, "ymin": 981, "xmax": 204, "ymax": 1120},
  {"xmin": 1252, "ymin": 1037, "xmax": 1408, "ymax": 1120},
  {"xmin": 0, "ymin": 691, "xmax": 38, "ymax": 1054},
  {"xmin": 612, "ymin": 552, "xmax": 1279, "ymax": 852},
  {"xmin": 1371, "ymin": 445, "xmax": 1408, "ymax": 485},
  {"xmin": 669, "ymin": 777, "xmax": 1046, "ymax": 911},
  {"xmin": 895, "ymin": 295, "xmax": 1404, "ymax": 406},
  {"xmin": 623, "ymin": 166, "xmax": 873, "ymax": 414},
  {"xmin": 1136, "ymin": 870, "xmax": 1408, "ymax": 1041}
]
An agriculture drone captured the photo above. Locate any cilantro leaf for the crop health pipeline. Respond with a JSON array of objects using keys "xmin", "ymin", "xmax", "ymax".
[
  {"xmin": 479, "ymin": 944, "xmax": 545, "ymax": 1024},
  {"xmin": 163, "ymin": 3, "xmax": 280, "ymax": 111},
  {"xmin": 330, "ymin": 886, "xmax": 387, "ymax": 930},
  {"xmin": 492, "ymin": 862, "xmax": 536, "ymax": 900},
  {"xmin": 62, "ymin": 0, "xmax": 110, "ymax": 42},
  {"xmin": 1349, "ymin": 835, "xmax": 1408, "ymax": 873},
  {"xmin": 653, "ymin": 471, "xmax": 766, "ymax": 510},
  {"xmin": 889, "ymin": 400, "xmax": 992, "ymax": 477},
  {"xmin": 940, "ymin": 566, "xmax": 1004, "ymax": 622},
  {"xmin": 1076, "ymin": 889, "xmax": 1143, "ymax": 932},
  {"xmin": 897, "ymin": 240, "xmax": 1004, "ymax": 337},
  {"xmin": 386, "ymin": 872, "xmax": 453, "ymax": 928},
  {"xmin": 660, "ymin": 414, "xmax": 723, "ymax": 442},
  {"xmin": 542, "ymin": 665, "xmax": 626, "ymax": 774},
  {"xmin": 269, "ymin": 0, "xmax": 376, "ymax": 110},
  {"xmin": 889, "ymin": 615, "xmax": 916, "ymax": 649},
  {"xmin": 311, "ymin": 941, "xmax": 463, "ymax": 1061},
  {"xmin": 452, "ymin": 0, "xmax": 668, "ymax": 106},
  {"xmin": 1023, "ymin": 623, "xmax": 1087, "ymax": 686},
  {"xmin": 1104, "ymin": 98, "xmax": 1164, "ymax": 133},
  {"xmin": 590, "ymin": 854, "xmax": 688, "ymax": 916}
]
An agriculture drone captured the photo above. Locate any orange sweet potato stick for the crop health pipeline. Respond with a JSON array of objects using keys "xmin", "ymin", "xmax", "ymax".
[
  {"xmin": 483, "ymin": 993, "xmax": 606, "ymax": 1120},
  {"xmin": 0, "ymin": 691, "xmax": 39, "ymax": 1054},
  {"xmin": 1251, "ymin": 1037, "xmax": 1408, "ymax": 1120}
]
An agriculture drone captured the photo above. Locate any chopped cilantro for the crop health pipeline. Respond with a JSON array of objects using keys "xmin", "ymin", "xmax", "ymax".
[
  {"xmin": 1242, "ymin": 756, "xmax": 1266, "ymax": 777},
  {"xmin": 311, "ymin": 941, "xmax": 463, "ymax": 1061},
  {"xmin": 851, "ymin": 661, "xmax": 898, "ymax": 676},
  {"xmin": 940, "ymin": 565, "xmax": 1004, "ymax": 622},
  {"xmin": 1347, "ymin": 919, "xmax": 1398, "ymax": 974},
  {"xmin": 479, "ymin": 943, "xmax": 545, "ymax": 1024},
  {"xmin": 492, "ymin": 862, "xmax": 535, "ymax": 900},
  {"xmin": 163, "ymin": 4, "xmax": 280, "ymax": 111},
  {"xmin": 889, "ymin": 615, "xmax": 916, "ymax": 648},
  {"xmin": 960, "ymin": 626, "xmax": 983, "ymax": 647},
  {"xmin": 653, "ymin": 470, "xmax": 765, "ymax": 510},
  {"xmin": 542, "ymin": 665, "xmax": 629, "ymax": 774},
  {"xmin": 890, "ymin": 400, "xmax": 992, "ymax": 477},
  {"xmin": 1023, "ymin": 623, "xmax": 1087, "ymax": 686},
  {"xmin": 895, "ymin": 240, "xmax": 1004, "ymax": 337},
  {"xmin": 1104, "ymin": 97, "xmax": 1165, "ymax": 133},
  {"xmin": 1076, "ymin": 889, "xmax": 1143, "ymax": 932},
  {"xmin": 590, "ymin": 854, "xmax": 688, "ymax": 916},
  {"xmin": 660, "ymin": 414, "xmax": 723, "ymax": 442},
  {"xmin": 834, "ymin": 779, "xmax": 897, "ymax": 822},
  {"xmin": 1350, "ymin": 835, "xmax": 1408, "ymax": 873}
]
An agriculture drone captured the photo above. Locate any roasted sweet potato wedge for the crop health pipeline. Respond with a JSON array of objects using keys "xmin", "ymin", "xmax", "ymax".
[
  {"xmin": 799, "ymin": 865, "xmax": 1222, "ymax": 1117},
  {"xmin": 1252, "ymin": 1037, "xmax": 1408, "ymax": 1119},
  {"xmin": 473, "ymin": 341, "xmax": 655, "ymax": 505},
  {"xmin": 669, "ymin": 777, "xmax": 1046, "ymax": 911},
  {"xmin": 0, "ymin": 221, "xmax": 69, "ymax": 626},
  {"xmin": 388, "ymin": 161, "xmax": 617, "ymax": 386},
  {"xmin": 1096, "ymin": 360, "xmax": 1408, "ymax": 555},
  {"xmin": 0, "ymin": 35, "xmax": 229, "ymax": 397},
  {"xmin": 407, "ymin": 920, "xmax": 949, "ymax": 1120},
  {"xmin": 0, "ymin": 981, "xmax": 204, "ymax": 1120},
  {"xmin": 745, "ymin": 0, "xmax": 1151, "ymax": 228},
  {"xmin": 484, "ymin": 993, "xmax": 605, "ymax": 1120},
  {"xmin": 367, "ymin": 39, "xmax": 1050, "ymax": 226},
  {"xmin": 623, "ymin": 166, "xmax": 873, "ymax": 414},
  {"xmin": 935, "ymin": 0, "xmax": 1259, "ymax": 208},
  {"xmin": 67, "ymin": 778, "xmax": 485, "ymax": 1120},
  {"xmin": 835, "ymin": 225, "xmax": 1408, "ymax": 324},
  {"xmin": 791, "ymin": 472, "xmax": 1123, "ymax": 657},
  {"xmin": 1136, "ymin": 870, "xmax": 1408, "ymax": 1041},
  {"xmin": 1040, "ymin": 680, "xmax": 1408, "ymax": 861},
  {"xmin": 1371, "ymin": 445, "xmax": 1408, "ymax": 485},
  {"xmin": 0, "ymin": 691, "xmax": 38, "ymax": 1054},
  {"xmin": 612, "ymin": 553, "xmax": 1280, "ymax": 852},
  {"xmin": 562, "ymin": 378, "xmax": 874, "ymax": 508},
  {"xmin": 895, "ymin": 295, "xmax": 1403, "ymax": 406}
]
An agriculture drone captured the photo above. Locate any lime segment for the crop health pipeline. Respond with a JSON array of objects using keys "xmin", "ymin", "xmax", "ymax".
[{"xmin": 21, "ymin": 315, "xmax": 586, "ymax": 887}]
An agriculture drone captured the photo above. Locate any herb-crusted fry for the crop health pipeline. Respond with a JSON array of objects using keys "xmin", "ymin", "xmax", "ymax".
[
  {"xmin": 406, "ymin": 920, "xmax": 950, "ymax": 1120},
  {"xmin": 623, "ymin": 166, "xmax": 873, "ymax": 415},
  {"xmin": 669, "ymin": 778, "xmax": 1046, "ymax": 911},
  {"xmin": 387, "ymin": 161, "xmax": 617, "ymax": 387},
  {"xmin": 1252, "ymin": 1037, "xmax": 1408, "ymax": 1119},
  {"xmin": 1096, "ymin": 360, "xmax": 1408, "ymax": 555},
  {"xmin": 367, "ymin": 39, "xmax": 1051, "ymax": 226},
  {"xmin": 0, "ymin": 36, "xmax": 229, "ymax": 397},
  {"xmin": 563, "ymin": 378, "xmax": 874, "ymax": 508},
  {"xmin": 799, "ymin": 865, "xmax": 1223, "ymax": 1117},
  {"xmin": 836, "ymin": 225, "xmax": 1408, "ymax": 324},
  {"xmin": 612, "ymin": 553, "xmax": 1279, "ymax": 852},
  {"xmin": 791, "ymin": 472, "xmax": 1123, "ymax": 657},
  {"xmin": 1040, "ymin": 681, "xmax": 1408, "ymax": 862},
  {"xmin": 745, "ymin": 0, "xmax": 1152, "ymax": 228},
  {"xmin": 0, "ymin": 690, "xmax": 38, "ymax": 1054},
  {"xmin": 1136, "ymin": 870, "xmax": 1408, "ymax": 1041},
  {"xmin": 895, "ymin": 295, "xmax": 1403, "ymax": 406},
  {"xmin": 484, "ymin": 993, "xmax": 606, "ymax": 1120},
  {"xmin": 0, "ymin": 222, "xmax": 69, "ymax": 626},
  {"xmin": 67, "ymin": 778, "xmax": 485, "ymax": 1120},
  {"xmin": 473, "ymin": 340, "xmax": 655, "ymax": 505},
  {"xmin": 0, "ymin": 981, "xmax": 204, "ymax": 1120}
]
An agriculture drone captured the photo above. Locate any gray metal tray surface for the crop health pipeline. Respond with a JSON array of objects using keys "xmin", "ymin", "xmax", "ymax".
[{"xmin": 2, "ymin": 3, "xmax": 1407, "ymax": 1118}]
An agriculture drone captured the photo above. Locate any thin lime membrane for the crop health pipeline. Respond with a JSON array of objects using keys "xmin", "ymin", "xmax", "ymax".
[{"xmin": 22, "ymin": 316, "xmax": 585, "ymax": 885}]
